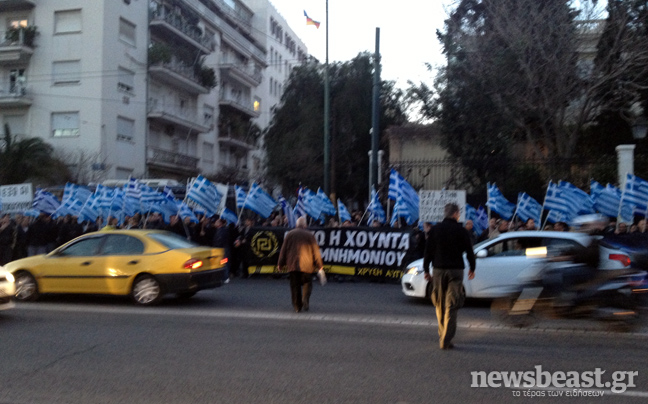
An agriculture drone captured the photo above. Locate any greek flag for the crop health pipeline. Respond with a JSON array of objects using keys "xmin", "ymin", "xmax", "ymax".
[
  {"xmin": 176, "ymin": 201, "xmax": 198, "ymax": 223},
  {"xmin": 235, "ymin": 185, "xmax": 247, "ymax": 210},
  {"xmin": 367, "ymin": 188, "xmax": 386, "ymax": 224},
  {"xmin": 515, "ymin": 192, "xmax": 542, "ymax": 225},
  {"xmin": 388, "ymin": 169, "xmax": 419, "ymax": 222},
  {"xmin": 53, "ymin": 197, "xmax": 84, "ymax": 218},
  {"xmin": 219, "ymin": 207, "xmax": 238, "ymax": 224},
  {"xmin": 79, "ymin": 193, "xmax": 102, "ymax": 223},
  {"xmin": 620, "ymin": 173, "xmax": 648, "ymax": 221},
  {"xmin": 186, "ymin": 175, "xmax": 222, "ymax": 215},
  {"xmin": 316, "ymin": 188, "xmax": 337, "ymax": 216},
  {"xmin": 543, "ymin": 181, "xmax": 576, "ymax": 221},
  {"xmin": 337, "ymin": 199, "xmax": 352, "ymax": 223},
  {"xmin": 243, "ymin": 182, "xmax": 276, "ymax": 218},
  {"xmin": 279, "ymin": 196, "xmax": 297, "ymax": 228},
  {"xmin": 590, "ymin": 180, "xmax": 620, "ymax": 218},
  {"xmin": 486, "ymin": 183, "xmax": 515, "ymax": 220},
  {"xmin": 558, "ymin": 181, "xmax": 595, "ymax": 215},
  {"xmin": 474, "ymin": 205, "xmax": 488, "ymax": 234},
  {"xmin": 32, "ymin": 189, "xmax": 60, "ymax": 214},
  {"xmin": 390, "ymin": 194, "xmax": 414, "ymax": 225},
  {"xmin": 295, "ymin": 187, "xmax": 322, "ymax": 219},
  {"xmin": 140, "ymin": 185, "xmax": 163, "ymax": 212},
  {"xmin": 62, "ymin": 182, "xmax": 91, "ymax": 204}
]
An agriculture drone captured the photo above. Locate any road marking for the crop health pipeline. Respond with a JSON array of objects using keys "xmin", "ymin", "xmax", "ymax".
[{"xmin": 13, "ymin": 303, "xmax": 648, "ymax": 337}]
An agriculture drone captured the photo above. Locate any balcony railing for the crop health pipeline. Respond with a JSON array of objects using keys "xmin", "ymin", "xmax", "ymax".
[
  {"xmin": 0, "ymin": 0, "xmax": 35, "ymax": 12},
  {"xmin": 147, "ymin": 98, "xmax": 210, "ymax": 133},
  {"xmin": 220, "ymin": 62, "xmax": 262, "ymax": 87},
  {"xmin": 0, "ymin": 28, "xmax": 35, "ymax": 64},
  {"xmin": 0, "ymin": 84, "xmax": 32, "ymax": 107},
  {"xmin": 149, "ymin": 59, "xmax": 209, "ymax": 94},
  {"xmin": 219, "ymin": 90, "xmax": 259, "ymax": 118},
  {"xmin": 149, "ymin": 2, "xmax": 213, "ymax": 53},
  {"xmin": 147, "ymin": 146, "xmax": 199, "ymax": 172}
]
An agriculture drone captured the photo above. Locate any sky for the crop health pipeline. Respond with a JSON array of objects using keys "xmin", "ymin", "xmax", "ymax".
[{"xmin": 268, "ymin": 0, "xmax": 451, "ymax": 90}]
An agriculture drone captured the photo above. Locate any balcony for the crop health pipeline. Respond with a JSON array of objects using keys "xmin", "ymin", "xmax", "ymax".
[
  {"xmin": 146, "ymin": 146, "xmax": 199, "ymax": 174},
  {"xmin": 147, "ymin": 98, "xmax": 211, "ymax": 134},
  {"xmin": 149, "ymin": 61, "xmax": 210, "ymax": 95},
  {"xmin": 219, "ymin": 90, "xmax": 259, "ymax": 118},
  {"xmin": 220, "ymin": 63, "xmax": 262, "ymax": 87},
  {"xmin": 0, "ymin": 28, "xmax": 35, "ymax": 65},
  {"xmin": 0, "ymin": 86, "xmax": 32, "ymax": 107},
  {"xmin": 0, "ymin": 0, "xmax": 35, "ymax": 12},
  {"xmin": 149, "ymin": 3, "xmax": 212, "ymax": 54}
]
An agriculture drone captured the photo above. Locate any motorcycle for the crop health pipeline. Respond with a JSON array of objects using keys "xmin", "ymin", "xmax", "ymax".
[{"xmin": 491, "ymin": 259, "xmax": 645, "ymax": 332}]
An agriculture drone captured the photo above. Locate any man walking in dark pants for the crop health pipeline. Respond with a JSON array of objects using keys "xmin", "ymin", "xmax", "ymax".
[
  {"xmin": 277, "ymin": 217, "xmax": 323, "ymax": 313},
  {"xmin": 423, "ymin": 203, "xmax": 476, "ymax": 350}
]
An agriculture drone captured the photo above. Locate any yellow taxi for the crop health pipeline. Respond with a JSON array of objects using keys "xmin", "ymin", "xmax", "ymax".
[{"xmin": 4, "ymin": 230, "xmax": 226, "ymax": 305}]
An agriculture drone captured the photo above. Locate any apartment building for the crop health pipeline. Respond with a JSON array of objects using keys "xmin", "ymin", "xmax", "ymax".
[{"xmin": 0, "ymin": 0, "xmax": 307, "ymax": 184}]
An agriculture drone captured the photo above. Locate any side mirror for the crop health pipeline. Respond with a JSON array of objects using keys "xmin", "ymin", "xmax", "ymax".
[{"xmin": 476, "ymin": 249, "xmax": 488, "ymax": 259}]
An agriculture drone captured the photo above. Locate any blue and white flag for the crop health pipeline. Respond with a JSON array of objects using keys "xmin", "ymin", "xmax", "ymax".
[
  {"xmin": 186, "ymin": 175, "xmax": 222, "ymax": 215},
  {"xmin": 390, "ymin": 194, "xmax": 415, "ymax": 225},
  {"xmin": 62, "ymin": 182, "xmax": 91, "ymax": 205},
  {"xmin": 220, "ymin": 207, "xmax": 238, "ymax": 224},
  {"xmin": 590, "ymin": 180, "xmax": 621, "ymax": 218},
  {"xmin": 543, "ymin": 181, "xmax": 576, "ymax": 221},
  {"xmin": 235, "ymin": 185, "xmax": 247, "ymax": 210},
  {"xmin": 367, "ymin": 188, "xmax": 386, "ymax": 224},
  {"xmin": 32, "ymin": 189, "xmax": 61, "ymax": 214},
  {"xmin": 486, "ymin": 183, "xmax": 515, "ymax": 220},
  {"xmin": 79, "ymin": 193, "xmax": 102, "ymax": 223},
  {"xmin": 295, "ymin": 187, "xmax": 322, "ymax": 219},
  {"xmin": 316, "ymin": 188, "xmax": 337, "ymax": 216},
  {"xmin": 337, "ymin": 199, "xmax": 352, "ymax": 223},
  {"xmin": 388, "ymin": 169, "xmax": 420, "ymax": 222},
  {"xmin": 558, "ymin": 181, "xmax": 595, "ymax": 215},
  {"xmin": 474, "ymin": 205, "xmax": 489, "ymax": 235},
  {"xmin": 243, "ymin": 182, "xmax": 276, "ymax": 218},
  {"xmin": 53, "ymin": 197, "xmax": 84, "ymax": 218},
  {"xmin": 515, "ymin": 192, "xmax": 543, "ymax": 225},
  {"xmin": 620, "ymin": 173, "xmax": 648, "ymax": 221},
  {"xmin": 279, "ymin": 196, "xmax": 297, "ymax": 228},
  {"xmin": 176, "ymin": 201, "xmax": 198, "ymax": 223}
]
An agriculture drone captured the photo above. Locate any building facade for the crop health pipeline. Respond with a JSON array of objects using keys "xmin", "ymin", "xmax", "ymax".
[{"xmin": 0, "ymin": 0, "xmax": 307, "ymax": 184}]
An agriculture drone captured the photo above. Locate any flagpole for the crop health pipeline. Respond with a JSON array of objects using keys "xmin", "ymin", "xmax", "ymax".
[{"xmin": 323, "ymin": 0, "xmax": 330, "ymax": 195}]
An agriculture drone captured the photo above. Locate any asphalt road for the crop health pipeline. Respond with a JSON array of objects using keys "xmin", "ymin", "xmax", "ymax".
[{"xmin": 1, "ymin": 276, "xmax": 647, "ymax": 404}]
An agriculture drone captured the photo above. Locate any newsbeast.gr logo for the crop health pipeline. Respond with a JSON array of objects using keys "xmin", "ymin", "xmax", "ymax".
[{"xmin": 471, "ymin": 366, "xmax": 639, "ymax": 397}]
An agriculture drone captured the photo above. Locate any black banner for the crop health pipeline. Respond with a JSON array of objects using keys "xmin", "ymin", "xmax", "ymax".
[{"xmin": 245, "ymin": 227, "xmax": 420, "ymax": 279}]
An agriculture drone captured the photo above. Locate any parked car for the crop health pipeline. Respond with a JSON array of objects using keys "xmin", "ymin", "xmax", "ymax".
[
  {"xmin": 3, "ymin": 230, "xmax": 227, "ymax": 305},
  {"xmin": 0, "ymin": 268, "xmax": 16, "ymax": 311},
  {"xmin": 401, "ymin": 231, "xmax": 638, "ymax": 300}
]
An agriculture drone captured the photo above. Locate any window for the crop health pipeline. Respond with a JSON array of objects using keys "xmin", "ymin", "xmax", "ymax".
[
  {"xmin": 52, "ymin": 112, "xmax": 80, "ymax": 137},
  {"xmin": 202, "ymin": 142, "xmax": 214, "ymax": 163},
  {"xmin": 9, "ymin": 69, "xmax": 26, "ymax": 95},
  {"xmin": 116, "ymin": 116, "xmax": 134, "ymax": 143},
  {"xmin": 54, "ymin": 9, "xmax": 82, "ymax": 34},
  {"xmin": 119, "ymin": 17, "xmax": 136, "ymax": 46},
  {"xmin": 117, "ymin": 67, "xmax": 135, "ymax": 93},
  {"xmin": 59, "ymin": 237, "xmax": 103, "ymax": 256},
  {"xmin": 203, "ymin": 105, "xmax": 214, "ymax": 127},
  {"xmin": 52, "ymin": 60, "xmax": 81, "ymax": 85},
  {"xmin": 3, "ymin": 115, "xmax": 26, "ymax": 136},
  {"xmin": 101, "ymin": 235, "xmax": 144, "ymax": 255},
  {"xmin": 253, "ymin": 97, "xmax": 261, "ymax": 113},
  {"xmin": 269, "ymin": 77, "xmax": 273, "ymax": 95},
  {"xmin": 9, "ymin": 19, "xmax": 28, "ymax": 29}
]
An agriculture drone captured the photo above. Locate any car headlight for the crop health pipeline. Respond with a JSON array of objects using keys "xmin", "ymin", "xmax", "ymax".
[
  {"xmin": 4, "ymin": 272, "xmax": 15, "ymax": 283},
  {"xmin": 405, "ymin": 266, "xmax": 423, "ymax": 275}
]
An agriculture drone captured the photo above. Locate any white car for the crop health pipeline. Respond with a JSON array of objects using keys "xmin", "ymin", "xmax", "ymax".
[
  {"xmin": 401, "ymin": 231, "xmax": 632, "ymax": 300},
  {"xmin": 0, "ymin": 267, "xmax": 16, "ymax": 311}
]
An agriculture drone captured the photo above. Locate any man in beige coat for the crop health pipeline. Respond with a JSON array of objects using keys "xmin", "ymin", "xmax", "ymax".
[{"xmin": 277, "ymin": 217, "xmax": 323, "ymax": 312}]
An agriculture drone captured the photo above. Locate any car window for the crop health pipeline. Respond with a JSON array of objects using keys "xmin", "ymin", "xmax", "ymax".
[
  {"xmin": 486, "ymin": 237, "xmax": 543, "ymax": 257},
  {"xmin": 58, "ymin": 237, "xmax": 104, "ymax": 257},
  {"xmin": 101, "ymin": 235, "xmax": 145, "ymax": 255},
  {"xmin": 543, "ymin": 238, "xmax": 582, "ymax": 256},
  {"xmin": 148, "ymin": 232, "xmax": 198, "ymax": 249}
]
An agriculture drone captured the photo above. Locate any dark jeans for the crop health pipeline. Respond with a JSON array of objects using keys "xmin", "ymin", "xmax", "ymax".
[
  {"xmin": 432, "ymin": 268, "xmax": 465, "ymax": 348},
  {"xmin": 289, "ymin": 271, "xmax": 313, "ymax": 312}
]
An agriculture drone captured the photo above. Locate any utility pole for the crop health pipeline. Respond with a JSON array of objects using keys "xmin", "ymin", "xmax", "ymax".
[
  {"xmin": 323, "ymin": 0, "xmax": 331, "ymax": 196},
  {"xmin": 370, "ymin": 28, "xmax": 381, "ymax": 195}
]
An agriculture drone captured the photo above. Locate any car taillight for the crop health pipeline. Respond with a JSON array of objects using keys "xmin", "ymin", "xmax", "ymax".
[
  {"xmin": 609, "ymin": 254, "xmax": 631, "ymax": 267},
  {"xmin": 184, "ymin": 258, "xmax": 203, "ymax": 270},
  {"xmin": 220, "ymin": 258, "xmax": 228, "ymax": 265}
]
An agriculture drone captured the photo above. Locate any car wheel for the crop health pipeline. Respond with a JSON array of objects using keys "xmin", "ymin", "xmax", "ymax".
[
  {"xmin": 176, "ymin": 291, "xmax": 197, "ymax": 300},
  {"xmin": 131, "ymin": 275, "xmax": 162, "ymax": 305},
  {"xmin": 14, "ymin": 271, "xmax": 39, "ymax": 302}
]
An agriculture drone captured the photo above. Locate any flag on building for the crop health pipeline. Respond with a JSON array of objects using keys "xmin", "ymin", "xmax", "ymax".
[{"xmin": 304, "ymin": 10, "xmax": 320, "ymax": 28}]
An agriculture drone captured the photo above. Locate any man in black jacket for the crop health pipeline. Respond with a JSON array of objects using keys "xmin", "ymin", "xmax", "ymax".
[{"xmin": 423, "ymin": 203, "xmax": 476, "ymax": 350}]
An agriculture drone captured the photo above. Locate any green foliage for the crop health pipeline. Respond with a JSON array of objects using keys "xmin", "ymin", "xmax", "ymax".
[
  {"xmin": 0, "ymin": 124, "xmax": 70, "ymax": 185},
  {"xmin": 148, "ymin": 43, "xmax": 172, "ymax": 65},
  {"xmin": 264, "ymin": 54, "xmax": 407, "ymax": 202}
]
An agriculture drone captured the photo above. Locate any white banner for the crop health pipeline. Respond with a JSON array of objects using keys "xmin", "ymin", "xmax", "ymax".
[
  {"xmin": 419, "ymin": 189, "xmax": 466, "ymax": 223},
  {"xmin": 0, "ymin": 183, "xmax": 33, "ymax": 214}
]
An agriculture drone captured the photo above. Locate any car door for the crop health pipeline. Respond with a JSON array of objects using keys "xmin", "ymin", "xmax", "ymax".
[
  {"xmin": 98, "ymin": 234, "xmax": 147, "ymax": 295},
  {"xmin": 466, "ymin": 236, "xmax": 544, "ymax": 298},
  {"xmin": 37, "ymin": 235, "xmax": 107, "ymax": 293}
]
